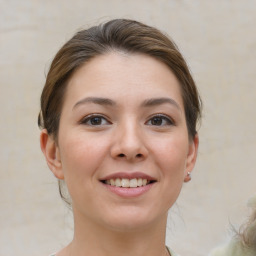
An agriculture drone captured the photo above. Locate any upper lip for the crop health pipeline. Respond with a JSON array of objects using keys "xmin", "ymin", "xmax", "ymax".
[{"xmin": 100, "ymin": 172, "xmax": 156, "ymax": 181}]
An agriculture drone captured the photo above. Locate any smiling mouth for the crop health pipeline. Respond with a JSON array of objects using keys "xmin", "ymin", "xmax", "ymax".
[{"xmin": 101, "ymin": 178, "xmax": 156, "ymax": 188}]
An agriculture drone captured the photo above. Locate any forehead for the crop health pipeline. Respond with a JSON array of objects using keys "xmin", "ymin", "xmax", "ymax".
[{"xmin": 64, "ymin": 52, "xmax": 184, "ymax": 108}]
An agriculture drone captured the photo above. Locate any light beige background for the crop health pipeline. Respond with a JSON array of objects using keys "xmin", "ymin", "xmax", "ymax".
[{"xmin": 0, "ymin": 1, "xmax": 255, "ymax": 255}]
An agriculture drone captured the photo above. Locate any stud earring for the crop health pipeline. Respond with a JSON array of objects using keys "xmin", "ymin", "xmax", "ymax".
[{"xmin": 184, "ymin": 172, "xmax": 191, "ymax": 183}]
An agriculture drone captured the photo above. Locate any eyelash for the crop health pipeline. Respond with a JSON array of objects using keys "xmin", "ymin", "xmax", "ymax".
[
  {"xmin": 80, "ymin": 114, "xmax": 111, "ymax": 126},
  {"xmin": 146, "ymin": 114, "xmax": 174, "ymax": 126}
]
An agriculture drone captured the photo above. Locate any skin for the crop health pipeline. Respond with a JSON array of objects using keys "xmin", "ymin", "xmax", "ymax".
[{"xmin": 41, "ymin": 52, "xmax": 199, "ymax": 256}]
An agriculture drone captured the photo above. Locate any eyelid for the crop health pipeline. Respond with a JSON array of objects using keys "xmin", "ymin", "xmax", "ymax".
[
  {"xmin": 79, "ymin": 113, "xmax": 112, "ymax": 125},
  {"xmin": 146, "ymin": 113, "xmax": 175, "ymax": 126}
]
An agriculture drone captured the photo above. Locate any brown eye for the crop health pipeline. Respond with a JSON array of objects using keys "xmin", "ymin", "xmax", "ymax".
[
  {"xmin": 146, "ymin": 115, "xmax": 173, "ymax": 126},
  {"xmin": 151, "ymin": 116, "xmax": 163, "ymax": 125},
  {"xmin": 90, "ymin": 117, "xmax": 103, "ymax": 125},
  {"xmin": 81, "ymin": 115, "xmax": 111, "ymax": 126}
]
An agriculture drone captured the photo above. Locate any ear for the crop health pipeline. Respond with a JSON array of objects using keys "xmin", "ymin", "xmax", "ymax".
[
  {"xmin": 185, "ymin": 133, "xmax": 199, "ymax": 175},
  {"xmin": 40, "ymin": 129, "xmax": 64, "ymax": 180}
]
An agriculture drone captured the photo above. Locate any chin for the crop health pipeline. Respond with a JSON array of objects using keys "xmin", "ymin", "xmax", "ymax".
[{"xmin": 101, "ymin": 206, "xmax": 166, "ymax": 232}]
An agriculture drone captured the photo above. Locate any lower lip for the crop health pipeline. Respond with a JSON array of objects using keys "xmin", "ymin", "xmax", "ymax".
[{"xmin": 102, "ymin": 183, "xmax": 155, "ymax": 198}]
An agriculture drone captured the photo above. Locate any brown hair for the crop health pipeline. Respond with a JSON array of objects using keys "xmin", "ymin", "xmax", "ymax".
[
  {"xmin": 38, "ymin": 19, "xmax": 202, "ymax": 205},
  {"xmin": 38, "ymin": 18, "xmax": 201, "ymax": 139}
]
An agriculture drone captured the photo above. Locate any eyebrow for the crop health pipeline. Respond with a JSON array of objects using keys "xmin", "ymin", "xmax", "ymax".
[
  {"xmin": 141, "ymin": 97, "xmax": 181, "ymax": 110},
  {"xmin": 73, "ymin": 97, "xmax": 116, "ymax": 110},
  {"xmin": 73, "ymin": 96, "xmax": 181, "ymax": 111}
]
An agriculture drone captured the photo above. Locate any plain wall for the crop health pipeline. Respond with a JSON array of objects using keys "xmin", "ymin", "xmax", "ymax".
[{"xmin": 0, "ymin": 1, "xmax": 255, "ymax": 255}]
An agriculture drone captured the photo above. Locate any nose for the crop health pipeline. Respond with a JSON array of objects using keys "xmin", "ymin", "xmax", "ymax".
[{"xmin": 110, "ymin": 121, "xmax": 148, "ymax": 162}]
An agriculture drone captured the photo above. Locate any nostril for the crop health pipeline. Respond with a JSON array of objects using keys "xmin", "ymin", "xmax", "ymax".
[{"xmin": 116, "ymin": 153, "xmax": 144, "ymax": 159}]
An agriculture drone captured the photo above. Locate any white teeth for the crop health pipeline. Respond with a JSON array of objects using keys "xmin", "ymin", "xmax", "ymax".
[
  {"xmin": 121, "ymin": 179, "xmax": 130, "ymax": 188},
  {"xmin": 105, "ymin": 178, "xmax": 151, "ymax": 188},
  {"xmin": 115, "ymin": 178, "xmax": 121, "ymax": 187},
  {"xmin": 129, "ymin": 178, "xmax": 137, "ymax": 188},
  {"xmin": 137, "ymin": 178, "xmax": 142, "ymax": 186}
]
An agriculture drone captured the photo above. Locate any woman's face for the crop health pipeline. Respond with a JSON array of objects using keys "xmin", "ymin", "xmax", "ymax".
[{"xmin": 43, "ymin": 52, "xmax": 198, "ymax": 231}]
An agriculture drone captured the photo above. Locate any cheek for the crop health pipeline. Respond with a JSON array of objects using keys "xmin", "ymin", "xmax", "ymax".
[
  {"xmin": 151, "ymin": 134, "xmax": 189, "ymax": 175},
  {"xmin": 148, "ymin": 135, "xmax": 188, "ymax": 211},
  {"xmin": 58, "ymin": 134, "xmax": 110, "ymax": 204},
  {"xmin": 59, "ymin": 134, "xmax": 109, "ymax": 178}
]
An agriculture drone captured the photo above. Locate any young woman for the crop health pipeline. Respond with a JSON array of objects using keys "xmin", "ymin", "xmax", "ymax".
[{"xmin": 39, "ymin": 19, "xmax": 202, "ymax": 256}]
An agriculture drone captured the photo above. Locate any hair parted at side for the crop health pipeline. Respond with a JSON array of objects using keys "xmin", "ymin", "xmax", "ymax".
[{"xmin": 38, "ymin": 19, "xmax": 202, "ymax": 205}]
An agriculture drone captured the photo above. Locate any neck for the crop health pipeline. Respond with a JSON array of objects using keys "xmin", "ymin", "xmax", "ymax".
[{"xmin": 63, "ymin": 208, "xmax": 169, "ymax": 256}]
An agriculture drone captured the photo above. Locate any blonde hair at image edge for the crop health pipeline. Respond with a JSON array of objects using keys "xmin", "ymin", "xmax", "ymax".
[{"xmin": 209, "ymin": 195, "xmax": 256, "ymax": 256}]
